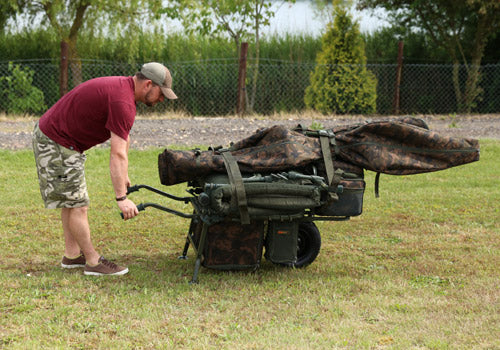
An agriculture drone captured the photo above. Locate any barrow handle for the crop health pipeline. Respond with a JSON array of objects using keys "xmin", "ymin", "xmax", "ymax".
[
  {"xmin": 120, "ymin": 202, "xmax": 194, "ymax": 220},
  {"xmin": 126, "ymin": 185, "xmax": 142, "ymax": 194},
  {"xmin": 120, "ymin": 203, "xmax": 146, "ymax": 219},
  {"xmin": 126, "ymin": 184, "xmax": 191, "ymax": 202}
]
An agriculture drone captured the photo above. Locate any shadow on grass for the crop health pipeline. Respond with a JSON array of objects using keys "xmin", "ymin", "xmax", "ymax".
[{"xmin": 118, "ymin": 252, "xmax": 307, "ymax": 286}]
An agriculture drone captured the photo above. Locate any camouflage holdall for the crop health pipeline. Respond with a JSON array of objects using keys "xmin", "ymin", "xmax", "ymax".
[
  {"xmin": 192, "ymin": 218, "xmax": 265, "ymax": 270},
  {"xmin": 158, "ymin": 117, "xmax": 480, "ymax": 186},
  {"xmin": 32, "ymin": 122, "xmax": 89, "ymax": 209}
]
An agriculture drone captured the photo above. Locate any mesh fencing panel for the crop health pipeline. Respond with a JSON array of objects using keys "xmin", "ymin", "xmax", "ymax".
[{"xmin": 1, "ymin": 59, "xmax": 499, "ymax": 116}]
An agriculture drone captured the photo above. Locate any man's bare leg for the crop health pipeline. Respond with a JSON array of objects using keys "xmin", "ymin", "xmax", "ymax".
[
  {"xmin": 61, "ymin": 208, "xmax": 81, "ymax": 257},
  {"xmin": 61, "ymin": 207, "xmax": 100, "ymax": 266}
]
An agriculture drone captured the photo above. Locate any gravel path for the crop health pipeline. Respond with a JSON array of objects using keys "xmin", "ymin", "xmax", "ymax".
[{"xmin": 1, "ymin": 114, "xmax": 499, "ymax": 150}]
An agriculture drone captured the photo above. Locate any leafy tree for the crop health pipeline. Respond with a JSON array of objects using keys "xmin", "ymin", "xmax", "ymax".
[
  {"xmin": 363, "ymin": 26, "xmax": 450, "ymax": 64},
  {"xmin": 167, "ymin": 0, "xmax": 252, "ymax": 54},
  {"xmin": 357, "ymin": 0, "xmax": 500, "ymax": 112},
  {"xmin": 305, "ymin": 4, "xmax": 377, "ymax": 114},
  {"xmin": 482, "ymin": 31, "xmax": 500, "ymax": 64},
  {"xmin": 164, "ymin": 0, "xmax": 289, "ymax": 113},
  {"xmin": 9, "ymin": 0, "xmax": 162, "ymax": 94},
  {"xmin": 0, "ymin": 1, "xmax": 23, "ymax": 33}
]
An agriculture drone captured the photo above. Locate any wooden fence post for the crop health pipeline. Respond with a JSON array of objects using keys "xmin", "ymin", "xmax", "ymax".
[
  {"xmin": 60, "ymin": 40, "xmax": 69, "ymax": 97},
  {"xmin": 237, "ymin": 42, "xmax": 248, "ymax": 116},
  {"xmin": 393, "ymin": 40, "xmax": 404, "ymax": 114}
]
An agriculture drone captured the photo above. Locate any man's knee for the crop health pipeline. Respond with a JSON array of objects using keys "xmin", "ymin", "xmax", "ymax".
[{"xmin": 65, "ymin": 206, "xmax": 89, "ymax": 217}]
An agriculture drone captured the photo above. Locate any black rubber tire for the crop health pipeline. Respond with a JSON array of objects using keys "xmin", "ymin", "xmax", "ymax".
[{"xmin": 292, "ymin": 222, "xmax": 321, "ymax": 268}]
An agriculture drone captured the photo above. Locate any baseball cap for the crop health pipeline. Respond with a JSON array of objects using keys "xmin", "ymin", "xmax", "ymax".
[{"xmin": 140, "ymin": 62, "xmax": 178, "ymax": 99}]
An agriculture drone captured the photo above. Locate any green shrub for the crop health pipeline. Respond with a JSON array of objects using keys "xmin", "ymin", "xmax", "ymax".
[
  {"xmin": 0, "ymin": 62, "xmax": 47, "ymax": 116},
  {"xmin": 305, "ymin": 6, "xmax": 377, "ymax": 114}
]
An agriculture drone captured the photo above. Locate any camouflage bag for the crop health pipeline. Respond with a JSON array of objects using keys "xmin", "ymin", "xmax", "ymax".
[
  {"xmin": 192, "ymin": 219, "xmax": 265, "ymax": 270},
  {"xmin": 158, "ymin": 117, "xmax": 479, "ymax": 186}
]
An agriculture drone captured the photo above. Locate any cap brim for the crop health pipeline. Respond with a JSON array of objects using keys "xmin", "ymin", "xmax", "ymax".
[{"xmin": 161, "ymin": 86, "xmax": 178, "ymax": 100}]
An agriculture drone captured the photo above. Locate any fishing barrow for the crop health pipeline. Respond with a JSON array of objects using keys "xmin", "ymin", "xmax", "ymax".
[
  {"xmin": 125, "ymin": 166, "xmax": 365, "ymax": 284},
  {"xmin": 124, "ymin": 117, "xmax": 479, "ymax": 283}
]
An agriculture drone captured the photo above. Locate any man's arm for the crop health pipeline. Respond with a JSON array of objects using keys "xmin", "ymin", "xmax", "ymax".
[{"xmin": 110, "ymin": 131, "xmax": 138, "ymax": 220}]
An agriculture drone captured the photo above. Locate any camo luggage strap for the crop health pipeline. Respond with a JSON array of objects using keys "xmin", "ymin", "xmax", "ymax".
[
  {"xmin": 221, "ymin": 151, "xmax": 251, "ymax": 225},
  {"xmin": 318, "ymin": 129, "xmax": 339, "ymax": 186}
]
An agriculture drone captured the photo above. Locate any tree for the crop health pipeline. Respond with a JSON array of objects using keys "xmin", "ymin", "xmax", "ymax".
[
  {"xmin": 10, "ymin": 0, "xmax": 162, "ymax": 95},
  {"xmin": 247, "ymin": 0, "xmax": 275, "ymax": 112},
  {"xmin": 305, "ymin": 4, "xmax": 377, "ymax": 114},
  {"xmin": 165, "ymin": 0, "xmax": 287, "ymax": 113},
  {"xmin": 363, "ymin": 26, "xmax": 450, "ymax": 64},
  {"xmin": 357, "ymin": 0, "xmax": 500, "ymax": 113},
  {"xmin": 0, "ymin": 1, "xmax": 23, "ymax": 33},
  {"xmin": 168, "ymin": 0, "xmax": 251, "ymax": 55}
]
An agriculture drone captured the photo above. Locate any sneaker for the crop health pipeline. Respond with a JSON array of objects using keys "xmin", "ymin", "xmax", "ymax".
[
  {"xmin": 61, "ymin": 252, "xmax": 86, "ymax": 269},
  {"xmin": 84, "ymin": 256, "xmax": 128, "ymax": 276}
]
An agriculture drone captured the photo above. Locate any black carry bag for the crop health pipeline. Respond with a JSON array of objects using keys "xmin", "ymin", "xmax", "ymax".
[
  {"xmin": 264, "ymin": 221, "xmax": 299, "ymax": 265},
  {"xmin": 316, "ymin": 172, "xmax": 366, "ymax": 217}
]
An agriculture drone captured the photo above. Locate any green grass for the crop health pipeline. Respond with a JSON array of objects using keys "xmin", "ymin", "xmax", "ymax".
[{"xmin": 0, "ymin": 140, "xmax": 499, "ymax": 349}]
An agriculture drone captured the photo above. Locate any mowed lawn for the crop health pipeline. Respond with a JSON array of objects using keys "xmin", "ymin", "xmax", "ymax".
[{"xmin": 0, "ymin": 139, "xmax": 498, "ymax": 349}]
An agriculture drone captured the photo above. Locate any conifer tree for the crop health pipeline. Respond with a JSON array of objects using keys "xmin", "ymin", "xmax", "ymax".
[{"xmin": 305, "ymin": 5, "xmax": 377, "ymax": 114}]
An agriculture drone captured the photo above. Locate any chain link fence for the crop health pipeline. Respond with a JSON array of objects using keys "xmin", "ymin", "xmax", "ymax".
[{"xmin": 1, "ymin": 58, "xmax": 499, "ymax": 116}]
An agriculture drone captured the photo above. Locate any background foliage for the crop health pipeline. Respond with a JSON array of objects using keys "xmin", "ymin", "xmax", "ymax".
[
  {"xmin": 0, "ymin": 1, "xmax": 499, "ymax": 116},
  {"xmin": 305, "ymin": 6, "xmax": 377, "ymax": 114},
  {"xmin": 0, "ymin": 62, "xmax": 46, "ymax": 115}
]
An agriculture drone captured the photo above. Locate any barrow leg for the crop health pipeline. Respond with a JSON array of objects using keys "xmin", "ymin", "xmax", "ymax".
[
  {"xmin": 189, "ymin": 258, "xmax": 201, "ymax": 284},
  {"xmin": 179, "ymin": 218, "xmax": 197, "ymax": 259},
  {"xmin": 178, "ymin": 238, "xmax": 190, "ymax": 260},
  {"xmin": 188, "ymin": 222, "xmax": 208, "ymax": 284}
]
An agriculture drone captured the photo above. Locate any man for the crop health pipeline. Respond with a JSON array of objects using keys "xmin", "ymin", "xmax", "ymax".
[{"xmin": 32, "ymin": 62, "xmax": 177, "ymax": 276}]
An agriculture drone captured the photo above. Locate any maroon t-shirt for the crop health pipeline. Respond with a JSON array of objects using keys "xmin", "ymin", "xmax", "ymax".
[{"xmin": 39, "ymin": 76, "xmax": 136, "ymax": 153}]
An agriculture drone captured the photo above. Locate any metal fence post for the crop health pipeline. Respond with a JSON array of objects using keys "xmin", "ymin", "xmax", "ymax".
[
  {"xmin": 393, "ymin": 40, "xmax": 404, "ymax": 114},
  {"xmin": 237, "ymin": 42, "xmax": 248, "ymax": 116}
]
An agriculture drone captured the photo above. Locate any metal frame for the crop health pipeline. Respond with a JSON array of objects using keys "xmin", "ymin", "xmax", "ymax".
[{"xmin": 124, "ymin": 183, "xmax": 355, "ymax": 283}]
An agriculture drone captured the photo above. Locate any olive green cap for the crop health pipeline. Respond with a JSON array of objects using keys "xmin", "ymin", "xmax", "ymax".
[{"xmin": 140, "ymin": 62, "xmax": 177, "ymax": 99}]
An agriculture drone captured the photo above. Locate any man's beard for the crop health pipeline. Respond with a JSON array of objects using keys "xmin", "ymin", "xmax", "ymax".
[{"xmin": 145, "ymin": 90, "xmax": 156, "ymax": 107}]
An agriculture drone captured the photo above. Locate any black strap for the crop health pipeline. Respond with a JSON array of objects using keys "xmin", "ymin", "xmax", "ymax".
[{"xmin": 221, "ymin": 151, "xmax": 250, "ymax": 225}]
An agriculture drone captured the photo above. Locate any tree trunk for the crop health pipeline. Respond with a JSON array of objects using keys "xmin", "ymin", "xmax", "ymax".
[
  {"xmin": 67, "ymin": 2, "xmax": 89, "ymax": 88},
  {"xmin": 237, "ymin": 42, "xmax": 248, "ymax": 116},
  {"xmin": 59, "ymin": 40, "xmax": 69, "ymax": 97},
  {"xmin": 249, "ymin": 1, "xmax": 261, "ymax": 113},
  {"xmin": 460, "ymin": 16, "xmax": 489, "ymax": 113},
  {"xmin": 68, "ymin": 41, "xmax": 83, "ymax": 88},
  {"xmin": 462, "ymin": 64, "xmax": 482, "ymax": 113},
  {"xmin": 451, "ymin": 61, "xmax": 463, "ymax": 112}
]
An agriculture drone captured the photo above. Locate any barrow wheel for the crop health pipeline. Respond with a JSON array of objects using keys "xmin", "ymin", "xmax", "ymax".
[{"xmin": 294, "ymin": 222, "xmax": 321, "ymax": 268}]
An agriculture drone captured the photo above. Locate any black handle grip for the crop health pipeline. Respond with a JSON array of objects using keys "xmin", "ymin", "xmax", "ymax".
[
  {"xmin": 120, "ymin": 203, "xmax": 145, "ymax": 219},
  {"xmin": 126, "ymin": 185, "xmax": 140, "ymax": 195}
]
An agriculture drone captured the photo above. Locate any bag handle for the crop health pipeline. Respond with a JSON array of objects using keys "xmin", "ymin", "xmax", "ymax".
[{"xmin": 221, "ymin": 151, "xmax": 251, "ymax": 225}]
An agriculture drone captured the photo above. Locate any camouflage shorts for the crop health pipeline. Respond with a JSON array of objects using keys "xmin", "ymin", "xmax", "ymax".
[{"xmin": 32, "ymin": 122, "xmax": 89, "ymax": 208}]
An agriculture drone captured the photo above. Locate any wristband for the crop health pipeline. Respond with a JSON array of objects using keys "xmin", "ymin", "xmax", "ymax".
[{"xmin": 116, "ymin": 195, "xmax": 127, "ymax": 201}]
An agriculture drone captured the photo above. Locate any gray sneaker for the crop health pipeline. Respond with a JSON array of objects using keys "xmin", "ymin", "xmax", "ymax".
[
  {"xmin": 84, "ymin": 256, "xmax": 128, "ymax": 276},
  {"xmin": 61, "ymin": 252, "xmax": 86, "ymax": 269}
]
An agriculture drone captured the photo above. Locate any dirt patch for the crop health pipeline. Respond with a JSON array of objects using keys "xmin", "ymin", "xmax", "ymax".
[{"xmin": 1, "ymin": 114, "xmax": 499, "ymax": 151}]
